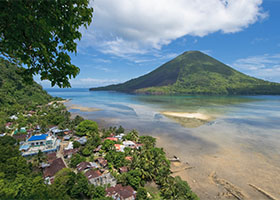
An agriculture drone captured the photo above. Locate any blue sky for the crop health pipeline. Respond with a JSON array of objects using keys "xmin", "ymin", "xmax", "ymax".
[{"xmin": 40, "ymin": 0, "xmax": 280, "ymax": 88}]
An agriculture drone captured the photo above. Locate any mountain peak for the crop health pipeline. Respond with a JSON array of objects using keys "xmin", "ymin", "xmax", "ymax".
[{"xmin": 90, "ymin": 51, "xmax": 280, "ymax": 95}]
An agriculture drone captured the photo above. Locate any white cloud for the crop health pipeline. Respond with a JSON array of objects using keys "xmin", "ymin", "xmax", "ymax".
[
  {"xmin": 232, "ymin": 54, "xmax": 280, "ymax": 82},
  {"xmin": 70, "ymin": 78, "xmax": 120, "ymax": 87},
  {"xmin": 36, "ymin": 77, "xmax": 121, "ymax": 88},
  {"xmin": 80, "ymin": 0, "xmax": 266, "ymax": 56}
]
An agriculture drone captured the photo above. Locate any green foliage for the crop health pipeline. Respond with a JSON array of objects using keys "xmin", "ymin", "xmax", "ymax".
[
  {"xmin": 90, "ymin": 185, "xmax": 106, "ymax": 199},
  {"xmin": 0, "ymin": 59, "xmax": 53, "ymax": 116},
  {"xmin": 102, "ymin": 140, "xmax": 116, "ymax": 152},
  {"xmin": 126, "ymin": 170, "xmax": 142, "ymax": 190},
  {"xmin": 105, "ymin": 151, "xmax": 127, "ymax": 169},
  {"xmin": 0, "ymin": 136, "xmax": 50, "ymax": 199},
  {"xmin": 91, "ymin": 51, "xmax": 280, "ymax": 95},
  {"xmin": 70, "ymin": 154, "xmax": 86, "ymax": 168},
  {"xmin": 49, "ymin": 168, "xmax": 90, "ymax": 199},
  {"xmin": 136, "ymin": 187, "xmax": 149, "ymax": 200},
  {"xmin": 76, "ymin": 120, "xmax": 98, "ymax": 137},
  {"xmin": 160, "ymin": 176, "xmax": 199, "ymax": 200},
  {"xmin": 123, "ymin": 130, "xmax": 139, "ymax": 142},
  {"xmin": 72, "ymin": 115, "xmax": 85, "ymax": 126},
  {"xmin": 0, "ymin": 0, "xmax": 93, "ymax": 87},
  {"xmin": 73, "ymin": 141, "xmax": 81, "ymax": 149},
  {"xmin": 116, "ymin": 125, "xmax": 125, "ymax": 134},
  {"xmin": 139, "ymin": 136, "xmax": 156, "ymax": 148}
]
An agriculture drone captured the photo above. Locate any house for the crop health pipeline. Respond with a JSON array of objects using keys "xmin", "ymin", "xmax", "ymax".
[
  {"xmin": 123, "ymin": 141, "xmax": 136, "ymax": 148},
  {"xmin": 85, "ymin": 169, "xmax": 117, "ymax": 187},
  {"xmin": 119, "ymin": 166, "xmax": 128, "ymax": 174},
  {"xmin": 96, "ymin": 157, "xmax": 108, "ymax": 168},
  {"xmin": 77, "ymin": 136, "xmax": 87, "ymax": 145},
  {"xmin": 114, "ymin": 133, "xmax": 125, "ymax": 141},
  {"xmin": 13, "ymin": 127, "xmax": 27, "ymax": 135},
  {"xmin": 9, "ymin": 115, "xmax": 18, "ymax": 120},
  {"xmin": 44, "ymin": 158, "xmax": 66, "ymax": 184},
  {"xmin": 63, "ymin": 148, "xmax": 79, "ymax": 159},
  {"xmin": 19, "ymin": 133, "xmax": 60, "ymax": 157},
  {"xmin": 114, "ymin": 144, "xmax": 125, "ymax": 152},
  {"xmin": 47, "ymin": 152, "xmax": 57, "ymax": 162},
  {"xmin": 77, "ymin": 161, "xmax": 98, "ymax": 172},
  {"xmin": 106, "ymin": 184, "xmax": 136, "ymax": 200},
  {"xmin": 63, "ymin": 135, "xmax": 71, "ymax": 141}
]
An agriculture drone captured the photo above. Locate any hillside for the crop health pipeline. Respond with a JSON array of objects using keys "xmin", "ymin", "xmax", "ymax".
[
  {"xmin": 90, "ymin": 51, "xmax": 280, "ymax": 95},
  {"xmin": 0, "ymin": 58, "xmax": 53, "ymax": 114}
]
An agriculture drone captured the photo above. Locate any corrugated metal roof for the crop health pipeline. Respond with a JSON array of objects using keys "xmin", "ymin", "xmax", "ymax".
[{"xmin": 28, "ymin": 134, "xmax": 48, "ymax": 141}]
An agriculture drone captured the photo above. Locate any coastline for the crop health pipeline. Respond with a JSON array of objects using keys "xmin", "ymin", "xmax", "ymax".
[
  {"xmin": 63, "ymin": 100, "xmax": 102, "ymax": 112},
  {"xmin": 60, "ymin": 100, "xmax": 280, "ymax": 200}
]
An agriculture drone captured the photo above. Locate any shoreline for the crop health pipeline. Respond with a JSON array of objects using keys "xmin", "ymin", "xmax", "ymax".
[{"xmin": 63, "ymin": 100, "xmax": 102, "ymax": 112}]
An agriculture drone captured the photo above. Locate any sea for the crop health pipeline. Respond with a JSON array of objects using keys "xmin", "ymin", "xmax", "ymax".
[{"xmin": 46, "ymin": 88, "xmax": 280, "ymax": 199}]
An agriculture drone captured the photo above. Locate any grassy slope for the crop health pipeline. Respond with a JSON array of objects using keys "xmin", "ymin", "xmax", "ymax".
[
  {"xmin": 91, "ymin": 51, "xmax": 280, "ymax": 95},
  {"xmin": 0, "ymin": 58, "xmax": 53, "ymax": 113}
]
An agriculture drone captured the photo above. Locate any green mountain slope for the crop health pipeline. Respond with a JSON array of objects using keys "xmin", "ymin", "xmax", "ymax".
[
  {"xmin": 0, "ymin": 58, "xmax": 53, "ymax": 113},
  {"xmin": 90, "ymin": 51, "xmax": 280, "ymax": 95}
]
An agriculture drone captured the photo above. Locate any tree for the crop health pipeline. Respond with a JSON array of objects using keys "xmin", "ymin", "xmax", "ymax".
[
  {"xmin": 76, "ymin": 120, "xmax": 98, "ymax": 137},
  {"xmin": 123, "ymin": 130, "xmax": 139, "ymax": 142},
  {"xmin": 160, "ymin": 176, "xmax": 198, "ymax": 200},
  {"xmin": 0, "ymin": 0, "xmax": 93, "ymax": 87},
  {"xmin": 70, "ymin": 154, "xmax": 86, "ymax": 168},
  {"xmin": 139, "ymin": 136, "xmax": 156, "ymax": 148},
  {"xmin": 102, "ymin": 140, "xmax": 115, "ymax": 152},
  {"xmin": 126, "ymin": 170, "xmax": 142, "ymax": 190},
  {"xmin": 89, "ymin": 185, "xmax": 106, "ymax": 199},
  {"xmin": 136, "ymin": 187, "xmax": 149, "ymax": 200},
  {"xmin": 116, "ymin": 125, "xmax": 125, "ymax": 134}
]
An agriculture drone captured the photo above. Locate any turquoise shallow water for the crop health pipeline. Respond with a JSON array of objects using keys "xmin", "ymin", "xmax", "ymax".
[
  {"xmin": 46, "ymin": 88, "xmax": 280, "ymax": 157},
  {"xmin": 46, "ymin": 88, "xmax": 280, "ymax": 199}
]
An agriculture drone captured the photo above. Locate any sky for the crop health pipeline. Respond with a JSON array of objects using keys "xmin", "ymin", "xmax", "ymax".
[{"xmin": 39, "ymin": 0, "xmax": 280, "ymax": 88}]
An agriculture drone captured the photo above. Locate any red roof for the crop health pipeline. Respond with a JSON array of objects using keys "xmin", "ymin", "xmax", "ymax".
[
  {"xmin": 106, "ymin": 184, "xmax": 136, "ymax": 199},
  {"xmin": 119, "ymin": 166, "xmax": 128, "ymax": 173},
  {"xmin": 43, "ymin": 158, "xmax": 66, "ymax": 178},
  {"xmin": 76, "ymin": 161, "xmax": 97, "ymax": 172},
  {"xmin": 47, "ymin": 152, "xmax": 57, "ymax": 162},
  {"xmin": 85, "ymin": 169, "xmax": 102, "ymax": 180},
  {"xmin": 125, "ymin": 156, "xmax": 133, "ymax": 161},
  {"xmin": 63, "ymin": 148, "xmax": 79, "ymax": 156}
]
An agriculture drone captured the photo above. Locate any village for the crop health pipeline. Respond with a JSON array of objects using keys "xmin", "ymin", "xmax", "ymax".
[
  {"xmin": 6, "ymin": 124, "xmax": 142, "ymax": 199},
  {"xmin": 0, "ymin": 101, "xmax": 197, "ymax": 200}
]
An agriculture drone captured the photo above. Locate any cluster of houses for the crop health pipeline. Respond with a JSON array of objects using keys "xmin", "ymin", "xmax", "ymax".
[{"xmin": 3, "ymin": 120, "xmax": 139, "ymax": 200}]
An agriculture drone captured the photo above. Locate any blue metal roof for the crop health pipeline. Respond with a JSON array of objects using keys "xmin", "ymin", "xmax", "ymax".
[
  {"xmin": 28, "ymin": 134, "xmax": 48, "ymax": 141},
  {"xmin": 19, "ymin": 144, "xmax": 30, "ymax": 150}
]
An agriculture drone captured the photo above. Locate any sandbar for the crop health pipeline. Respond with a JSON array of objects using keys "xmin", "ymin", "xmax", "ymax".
[{"xmin": 161, "ymin": 111, "xmax": 210, "ymax": 120}]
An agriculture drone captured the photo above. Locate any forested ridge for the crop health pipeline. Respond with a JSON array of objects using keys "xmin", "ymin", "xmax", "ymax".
[{"xmin": 0, "ymin": 58, "xmax": 53, "ymax": 112}]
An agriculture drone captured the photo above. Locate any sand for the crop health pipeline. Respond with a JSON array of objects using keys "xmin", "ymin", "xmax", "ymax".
[
  {"xmin": 68, "ymin": 105, "xmax": 101, "ymax": 112},
  {"xmin": 161, "ymin": 111, "xmax": 210, "ymax": 120}
]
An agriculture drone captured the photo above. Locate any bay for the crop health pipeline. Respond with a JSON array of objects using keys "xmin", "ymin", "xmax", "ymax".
[{"xmin": 46, "ymin": 88, "xmax": 280, "ymax": 199}]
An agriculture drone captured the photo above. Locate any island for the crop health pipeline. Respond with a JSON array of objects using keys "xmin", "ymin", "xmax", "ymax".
[{"xmin": 90, "ymin": 51, "xmax": 280, "ymax": 95}]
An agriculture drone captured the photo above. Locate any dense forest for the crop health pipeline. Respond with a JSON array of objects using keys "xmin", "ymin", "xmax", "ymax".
[
  {"xmin": 91, "ymin": 51, "xmax": 280, "ymax": 95},
  {"xmin": 0, "ymin": 58, "xmax": 53, "ymax": 109}
]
